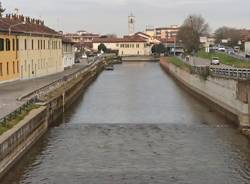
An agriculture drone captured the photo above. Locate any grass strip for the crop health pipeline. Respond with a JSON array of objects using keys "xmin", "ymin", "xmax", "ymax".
[
  {"xmin": 197, "ymin": 50, "xmax": 250, "ymax": 68},
  {"xmin": 0, "ymin": 104, "xmax": 40, "ymax": 135}
]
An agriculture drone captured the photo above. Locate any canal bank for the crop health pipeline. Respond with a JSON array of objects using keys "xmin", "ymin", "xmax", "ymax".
[
  {"xmin": 2, "ymin": 62, "xmax": 250, "ymax": 184},
  {"xmin": 122, "ymin": 56, "xmax": 159, "ymax": 62},
  {"xmin": 0, "ymin": 59, "xmax": 109, "ymax": 179},
  {"xmin": 160, "ymin": 57, "xmax": 250, "ymax": 134}
]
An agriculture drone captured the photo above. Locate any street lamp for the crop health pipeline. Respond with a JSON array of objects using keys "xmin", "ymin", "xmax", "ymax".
[{"xmin": 8, "ymin": 21, "xmax": 25, "ymax": 36}]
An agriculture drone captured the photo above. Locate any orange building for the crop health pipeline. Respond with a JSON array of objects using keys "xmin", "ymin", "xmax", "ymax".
[{"xmin": 0, "ymin": 34, "xmax": 19, "ymax": 82}]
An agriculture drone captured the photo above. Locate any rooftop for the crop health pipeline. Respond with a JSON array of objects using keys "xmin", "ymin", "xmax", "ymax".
[
  {"xmin": 0, "ymin": 14, "xmax": 60, "ymax": 37},
  {"xmin": 93, "ymin": 35, "xmax": 147, "ymax": 43}
]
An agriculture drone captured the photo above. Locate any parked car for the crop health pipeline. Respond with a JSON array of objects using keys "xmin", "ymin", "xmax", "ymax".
[
  {"xmin": 246, "ymin": 53, "xmax": 250, "ymax": 58},
  {"xmin": 75, "ymin": 59, "xmax": 81, "ymax": 63},
  {"xmin": 218, "ymin": 47, "xmax": 226, "ymax": 52},
  {"xmin": 227, "ymin": 48, "xmax": 235, "ymax": 55},
  {"xmin": 211, "ymin": 57, "xmax": 220, "ymax": 65},
  {"xmin": 81, "ymin": 54, "xmax": 87, "ymax": 59},
  {"xmin": 234, "ymin": 46, "xmax": 240, "ymax": 53}
]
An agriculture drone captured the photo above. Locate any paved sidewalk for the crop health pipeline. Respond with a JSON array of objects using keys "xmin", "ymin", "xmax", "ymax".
[{"xmin": 0, "ymin": 63, "xmax": 87, "ymax": 119}]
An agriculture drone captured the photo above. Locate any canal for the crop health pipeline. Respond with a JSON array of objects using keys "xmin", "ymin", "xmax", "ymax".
[{"xmin": 2, "ymin": 62, "xmax": 250, "ymax": 184}]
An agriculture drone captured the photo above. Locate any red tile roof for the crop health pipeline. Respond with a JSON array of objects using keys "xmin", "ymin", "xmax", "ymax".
[
  {"xmin": 0, "ymin": 15, "xmax": 60, "ymax": 37},
  {"xmin": 93, "ymin": 35, "xmax": 147, "ymax": 43},
  {"xmin": 62, "ymin": 37, "xmax": 76, "ymax": 44},
  {"xmin": 160, "ymin": 38, "xmax": 176, "ymax": 43},
  {"xmin": 64, "ymin": 33, "xmax": 99, "ymax": 37},
  {"xmin": 240, "ymin": 29, "xmax": 250, "ymax": 42}
]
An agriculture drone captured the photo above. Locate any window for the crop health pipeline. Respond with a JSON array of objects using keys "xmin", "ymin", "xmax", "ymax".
[
  {"xmin": 38, "ymin": 40, "xmax": 40, "ymax": 50},
  {"xmin": 12, "ymin": 39, "xmax": 15, "ymax": 51},
  {"xmin": 6, "ymin": 39, "xmax": 10, "ymax": 51},
  {"xmin": 16, "ymin": 39, "xmax": 19, "ymax": 51},
  {"xmin": 13, "ymin": 61, "xmax": 15, "ymax": 74},
  {"xmin": 32, "ymin": 40, "xmax": 34, "ymax": 50},
  {"xmin": 44, "ymin": 40, "xmax": 45, "ymax": 49},
  {"xmin": 6, "ymin": 62, "xmax": 9, "ymax": 75},
  {"xmin": 0, "ymin": 63, "xmax": 2, "ymax": 76},
  {"xmin": 24, "ymin": 39, "xmax": 27, "ymax": 50},
  {"xmin": 48, "ymin": 40, "xmax": 50, "ymax": 49},
  {"xmin": 0, "ymin": 38, "xmax": 4, "ymax": 51}
]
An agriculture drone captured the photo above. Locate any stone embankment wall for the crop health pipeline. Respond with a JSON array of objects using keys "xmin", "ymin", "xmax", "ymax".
[
  {"xmin": 0, "ymin": 106, "xmax": 47, "ymax": 178},
  {"xmin": 122, "ymin": 56, "xmax": 159, "ymax": 62},
  {"xmin": 160, "ymin": 57, "xmax": 250, "ymax": 128},
  {"xmin": 0, "ymin": 59, "xmax": 108, "ymax": 178}
]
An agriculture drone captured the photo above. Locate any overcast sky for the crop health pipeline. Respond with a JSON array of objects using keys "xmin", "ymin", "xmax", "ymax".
[{"xmin": 3, "ymin": 0, "xmax": 250, "ymax": 35}]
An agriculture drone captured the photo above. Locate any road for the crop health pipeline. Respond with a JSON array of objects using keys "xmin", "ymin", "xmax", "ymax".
[
  {"xmin": 0, "ymin": 63, "xmax": 87, "ymax": 119},
  {"xmin": 181, "ymin": 56, "xmax": 236, "ymax": 69},
  {"xmin": 2, "ymin": 62, "xmax": 250, "ymax": 184}
]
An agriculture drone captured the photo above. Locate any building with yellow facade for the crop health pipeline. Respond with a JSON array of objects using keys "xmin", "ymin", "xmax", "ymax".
[
  {"xmin": 0, "ymin": 14, "xmax": 63, "ymax": 82},
  {"xmin": 0, "ymin": 33, "xmax": 19, "ymax": 82}
]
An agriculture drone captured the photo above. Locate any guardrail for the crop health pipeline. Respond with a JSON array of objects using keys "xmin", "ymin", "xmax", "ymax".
[
  {"xmin": 0, "ymin": 57, "xmax": 107, "ymax": 126},
  {"xmin": 190, "ymin": 65, "xmax": 209, "ymax": 76},
  {"xmin": 178, "ymin": 55, "xmax": 250, "ymax": 80},
  {"xmin": 18, "ymin": 58, "xmax": 104, "ymax": 101},
  {"xmin": 0, "ymin": 97, "xmax": 37, "ymax": 124},
  {"xmin": 209, "ymin": 67, "xmax": 250, "ymax": 79}
]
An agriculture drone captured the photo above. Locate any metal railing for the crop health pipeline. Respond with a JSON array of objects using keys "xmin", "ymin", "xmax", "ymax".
[
  {"xmin": 178, "ymin": 55, "xmax": 250, "ymax": 80},
  {"xmin": 0, "ymin": 97, "xmax": 38, "ymax": 124},
  {"xmin": 190, "ymin": 65, "xmax": 209, "ymax": 76},
  {"xmin": 0, "ymin": 57, "xmax": 106, "ymax": 125},
  {"xmin": 18, "ymin": 58, "xmax": 104, "ymax": 101},
  {"xmin": 209, "ymin": 67, "xmax": 250, "ymax": 80}
]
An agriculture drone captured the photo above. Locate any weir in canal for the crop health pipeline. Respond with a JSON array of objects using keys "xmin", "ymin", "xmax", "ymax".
[{"xmin": 2, "ymin": 62, "xmax": 250, "ymax": 184}]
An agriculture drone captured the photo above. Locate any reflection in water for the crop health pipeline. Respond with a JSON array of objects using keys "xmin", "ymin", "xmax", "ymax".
[{"xmin": 1, "ymin": 62, "xmax": 250, "ymax": 184}]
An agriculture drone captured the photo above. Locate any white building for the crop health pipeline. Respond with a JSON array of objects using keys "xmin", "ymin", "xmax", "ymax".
[
  {"xmin": 245, "ymin": 42, "xmax": 250, "ymax": 55},
  {"xmin": 93, "ymin": 35, "xmax": 152, "ymax": 56},
  {"xmin": 62, "ymin": 38, "xmax": 75, "ymax": 68}
]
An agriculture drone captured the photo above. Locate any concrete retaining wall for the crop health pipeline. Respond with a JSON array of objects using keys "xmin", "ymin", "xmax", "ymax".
[
  {"xmin": 160, "ymin": 58, "xmax": 250, "ymax": 127},
  {"xmin": 0, "ymin": 59, "xmax": 107, "ymax": 179},
  {"xmin": 0, "ymin": 106, "xmax": 48, "ymax": 178},
  {"xmin": 122, "ymin": 56, "xmax": 159, "ymax": 62}
]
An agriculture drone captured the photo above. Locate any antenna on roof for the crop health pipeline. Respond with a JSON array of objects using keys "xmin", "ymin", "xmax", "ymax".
[{"xmin": 0, "ymin": 2, "xmax": 6, "ymax": 17}]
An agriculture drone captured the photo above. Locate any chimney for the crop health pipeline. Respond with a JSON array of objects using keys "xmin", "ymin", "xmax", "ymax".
[{"xmin": 20, "ymin": 15, "xmax": 24, "ymax": 22}]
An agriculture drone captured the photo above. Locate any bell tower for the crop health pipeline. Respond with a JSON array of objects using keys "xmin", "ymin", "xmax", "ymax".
[{"xmin": 128, "ymin": 13, "xmax": 135, "ymax": 36}]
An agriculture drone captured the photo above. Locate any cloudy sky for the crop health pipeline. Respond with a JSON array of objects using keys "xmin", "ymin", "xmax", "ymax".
[{"xmin": 4, "ymin": 0, "xmax": 250, "ymax": 35}]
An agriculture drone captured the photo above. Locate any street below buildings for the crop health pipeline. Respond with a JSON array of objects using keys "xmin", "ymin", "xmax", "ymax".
[
  {"xmin": 0, "ymin": 63, "xmax": 87, "ymax": 119},
  {"xmin": 1, "ymin": 62, "xmax": 250, "ymax": 184}
]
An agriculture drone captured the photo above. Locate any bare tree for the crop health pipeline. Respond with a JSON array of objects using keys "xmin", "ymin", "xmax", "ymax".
[
  {"xmin": 0, "ymin": 2, "xmax": 6, "ymax": 17},
  {"xmin": 214, "ymin": 26, "xmax": 240, "ymax": 47},
  {"xmin": 177, "ymin": 14, "xmax": 209, "ymax": 54}
]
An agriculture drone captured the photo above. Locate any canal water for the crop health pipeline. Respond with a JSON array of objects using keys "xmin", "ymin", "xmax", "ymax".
[{"xmin": 2, "ymin": 62, "xmax": 250, "ymax": 184}]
